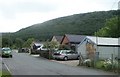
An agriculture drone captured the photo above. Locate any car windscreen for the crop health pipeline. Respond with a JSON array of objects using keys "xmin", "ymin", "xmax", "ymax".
[
  {"xmin": 55, "ymin": 50, "xmax": 61, "ymax": 53},
  {"xmin": 2, "ymin": 48, "xmax": 11, "ymax": 51}
]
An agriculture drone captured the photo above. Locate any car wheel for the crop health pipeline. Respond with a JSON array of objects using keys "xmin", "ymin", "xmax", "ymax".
[
  {"xmin": 77, "ymin": 56, "xmax": 80, "ymax": 60},
  {"xmin": 29, "ymin": 51, "xmax": 32, "ymax": 55},
  {"xmin": 10, "ymin": 55, "xmax": 12, "ymax": 58},
  {"xmin": 64, "ymin": 56, "xmax": 68, "ymax": 61}
]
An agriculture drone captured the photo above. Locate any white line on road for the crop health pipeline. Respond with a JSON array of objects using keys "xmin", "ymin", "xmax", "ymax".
[{"xmin": 4, "ymin": 62, "xmax": 12, "ymax": 74}]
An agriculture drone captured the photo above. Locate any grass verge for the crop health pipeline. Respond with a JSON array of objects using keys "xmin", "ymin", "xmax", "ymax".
[{"xmin": 0, "ymin": 70, "xmax": 12, "ymax": 77}]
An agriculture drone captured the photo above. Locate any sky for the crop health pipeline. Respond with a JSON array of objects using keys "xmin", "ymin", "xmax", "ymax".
[{"xmin": 0, "ymin": 0, "xmax": 119, "ymax": 32}]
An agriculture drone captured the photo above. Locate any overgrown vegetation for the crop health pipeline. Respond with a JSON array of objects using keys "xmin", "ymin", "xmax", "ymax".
[
  {"xmin": 95, "ymin": 16, "xmax": 120, "ymax": 37},
  {"xmin": 80, "ymin": 59, "xmax": 120, "ymax": 73},
  {"xmin": 1, "ymin": 71, "xmax": 12, "ymax": 77}
]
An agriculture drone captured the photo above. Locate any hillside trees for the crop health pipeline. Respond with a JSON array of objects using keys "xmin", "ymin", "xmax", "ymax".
[
  {"xmin": 95, "ymin": 16, "xmax": 120, "ymax": 38},
  {"xmin": 13, "ymin": 10, "xmax": 118, "ymax": 41}
]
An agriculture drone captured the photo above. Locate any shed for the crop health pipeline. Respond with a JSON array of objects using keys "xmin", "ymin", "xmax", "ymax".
[{"xmin": 77, "ymin": 36, "xmax": 120, "ymax": 59}]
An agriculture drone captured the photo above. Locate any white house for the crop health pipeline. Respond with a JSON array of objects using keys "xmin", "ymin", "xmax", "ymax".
[{"xmin": 77, "ymin": 36, "xmax": 119, "ymax": 59}]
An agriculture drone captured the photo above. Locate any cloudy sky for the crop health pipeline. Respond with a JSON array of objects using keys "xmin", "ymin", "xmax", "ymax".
[{"xmin": 0, "ymin": 0, "xmax": 119, "ymax": 32}]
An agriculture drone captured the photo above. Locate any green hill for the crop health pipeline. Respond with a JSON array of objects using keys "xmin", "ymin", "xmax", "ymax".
[{"xmin": 11, "ymin": 10, "xmax": 118, "ymax": 41}]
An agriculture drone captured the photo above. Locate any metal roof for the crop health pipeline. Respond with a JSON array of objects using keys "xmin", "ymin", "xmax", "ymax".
[
  {"xmin": 86, "ymin": 36, "xmax": 119, "ymax": 46},
  {"xmin": 65, "ymin": 34, "xmax": 86, "ymax": 43},
  {"xmin": 34, "ymin": 43, "xmax": 43, "ymax": 46},
  {"xmin": 54, "ymin": 36, "xmax": 63, "ymax": 43}
]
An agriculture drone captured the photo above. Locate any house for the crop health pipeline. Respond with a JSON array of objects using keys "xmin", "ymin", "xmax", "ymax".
[
  {"xmin": 61, "ymin": 34, "xmax": 85, "ymax": 51},
  {"xmin": 51, "ymin": 36, "xmax": 63, "ymax": 45},
  {"xmin": 77, "ymin": 36, "xmax": 120, "ymax": 60}
]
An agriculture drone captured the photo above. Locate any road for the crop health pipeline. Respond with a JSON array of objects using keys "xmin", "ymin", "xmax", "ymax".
[{"xmin": 2, "ymin": 51, "xmax": 117, "ymax": 75}]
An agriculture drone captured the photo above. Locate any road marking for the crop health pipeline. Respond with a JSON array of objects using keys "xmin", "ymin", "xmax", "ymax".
[{"xmin": 3, "ymin": 62, "xmax": 12, "ymax": 74}]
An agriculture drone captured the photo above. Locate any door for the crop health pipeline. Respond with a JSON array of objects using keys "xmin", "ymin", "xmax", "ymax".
[
  {"xmin": 66, "ymin": 50, "xmax": 73, "ymax": 59},
  {"xmin": 71, "ymin": 51, "xmax": 78, "ymax": 59}
]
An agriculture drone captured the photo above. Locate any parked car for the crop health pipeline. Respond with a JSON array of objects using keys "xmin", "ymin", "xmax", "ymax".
[
  {"xmin": 2, "ymin": 47, "xmax": 12, "ymax": 58},
  {"xmin": 30, "ymin": 44, "xmax": 48, "ymax": 54},
  {"xmin": 30, "ymin": 44, "xmax": 44, "ymax": 54},
  {"xmin": 53, "ymin": 50, "xmax": 80, "ymax": 61}
]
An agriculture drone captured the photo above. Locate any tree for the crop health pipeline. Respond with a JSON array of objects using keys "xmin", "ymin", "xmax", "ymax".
[
  {"xmin": 2, "ymin": 37, "xmax": 13, "ymax": 47},
  {"xmin": 22, "ymin": 38, "xmax": 34, "ymax": 48},
  {"xmin": 44, "ymin": 40, "xmax": 59, "ymax": 50},
  {"xmin": 14, "ymin": 38, "xmax": 24, "ymax": 48},
  {"xmin": 49, "ymin": 41, "xmax": 59, "ymax": 50},
  {"xmin": 95, "ymin": 16, "xmax": 120, "ymax": 38},
  {"xmin": 43, "ymin": 40, "xmax": 50, "ymax": 50}
]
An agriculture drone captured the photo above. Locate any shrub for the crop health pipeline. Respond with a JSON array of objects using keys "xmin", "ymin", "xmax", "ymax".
[
  {"xmin": 103, "ymin": 59, "xmax": 119, "ymax": 71},
  {"xmin": 104, "ymin": 63, "xmax": 112, "ymax": 71},
  {"xmin": 95, "ymin": 61, "xmax": 104, "ymax": 69}
]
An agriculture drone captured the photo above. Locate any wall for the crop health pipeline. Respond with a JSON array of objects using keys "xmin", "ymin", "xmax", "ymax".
[
  {"xmin": 61, "ymin": 36, "xmax": 69, "ymax": 45},
  {"xmin": 51, "ymin": 36, "xmax": 60, "ymax": 46},
  {"xmin": 51, "ymin": 36, "xmax": 57, "ymax": 42},
  {"xmin": 77, "ymin": 40, "xmax": 87, "ymax": 58},
  {"xmin": 97, "ymin": 46, "xmax": 118, "ymax": 59}
]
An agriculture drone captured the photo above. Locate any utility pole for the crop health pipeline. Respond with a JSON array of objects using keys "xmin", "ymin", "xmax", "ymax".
[
  {"xmin": 0, "ymin": 33, "xmax": 1, "ymax": 47},
  {"xmin": 118, "ymin": 1, "xmax": 120, "ymax": 74}
]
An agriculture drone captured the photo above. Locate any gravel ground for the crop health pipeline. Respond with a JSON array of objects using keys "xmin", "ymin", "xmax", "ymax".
[{"xmin": 51, "ymin": 60, "xmax": 79, "ymax": 66}]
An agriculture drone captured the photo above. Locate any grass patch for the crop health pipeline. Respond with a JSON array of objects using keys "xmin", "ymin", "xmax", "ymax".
[{"xmin": 0, "ymin": 70, "xmax": 12, "ymax": 77}]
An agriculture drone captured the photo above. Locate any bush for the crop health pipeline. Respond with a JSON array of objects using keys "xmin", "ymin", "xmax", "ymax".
[
  {"xmin": 95, "ymin": 61, "xmax": 104, "ymax": 69},
  {"xmin": 102, "ymin": 59, "xmax": 119, "ymax": 71},
  {"xmin": 104, "ymin": 63, "xmax": 112, "ymax": 71},
  {"xmin": 83, "ymin": 59, "xmax": 120, "ymax": 73},
  {"xmin": 40, "ymin": 50, "xmax": 54, "ymax": 59}
]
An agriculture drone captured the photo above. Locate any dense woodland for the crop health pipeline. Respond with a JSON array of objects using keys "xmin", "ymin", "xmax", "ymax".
[{"xmin": 2, "ymin": 10, "xmax": 120, "ymax": 48}]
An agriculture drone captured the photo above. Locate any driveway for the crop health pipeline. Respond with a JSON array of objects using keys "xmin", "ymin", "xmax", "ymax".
[
  {"xmin": 2, "ymin": 51, "xmax": 117, "ymax": 75},
  {"xmin": 51, "ymin": 60, "xmax": 79, "ymax": 66}
]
